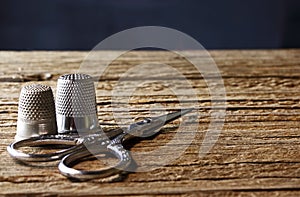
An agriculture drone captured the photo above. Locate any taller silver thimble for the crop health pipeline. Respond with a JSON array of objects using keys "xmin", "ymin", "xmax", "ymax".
[
  {"xmin": 16, "ymin": 84, "xmax": 57, "ymax": 141},
  {"xmin": 56, "ymin": 73, "xmax": 98, "ymax": 134}
]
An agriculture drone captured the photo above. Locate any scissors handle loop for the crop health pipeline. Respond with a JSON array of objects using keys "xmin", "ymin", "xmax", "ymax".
[
  {"xmin": 7, "ymin": 134, "xmax": 83, "ymax": 162},
  {"xmin": 58, "ymin": 143, "xmax": 132, "ymax": 181}
]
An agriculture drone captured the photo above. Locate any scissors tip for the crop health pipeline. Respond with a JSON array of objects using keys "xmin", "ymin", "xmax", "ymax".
[
  {"xmin": 180, "ymin": 108, "xmax": 195, "ymax": 115},
  {"xmin": 159, "ymin": 107, "xmax": 195, "ymax": 124}
]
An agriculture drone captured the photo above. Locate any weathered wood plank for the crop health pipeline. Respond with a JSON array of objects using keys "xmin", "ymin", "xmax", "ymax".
[{"xmin": 0, "ymin": 50, "xmax": 299, "ymax": 196}]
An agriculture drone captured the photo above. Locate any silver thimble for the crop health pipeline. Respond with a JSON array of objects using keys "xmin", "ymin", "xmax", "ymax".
[
  {"xmin": 56, "ymin": 73, "xmax": 98, "ymax": 134},
  {"xmin": 16, "ymin": 84, "xmax": 57, "ymax": 141}
]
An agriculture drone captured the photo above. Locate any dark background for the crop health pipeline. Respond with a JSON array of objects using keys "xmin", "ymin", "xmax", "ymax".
[{"xmin": 0, "ymin": 0, "xmax": 299, "ymax": 50}]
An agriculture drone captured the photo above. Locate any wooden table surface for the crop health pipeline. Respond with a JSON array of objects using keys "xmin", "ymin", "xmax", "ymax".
[{"xmin": 0, "ymin": 50, "xmax": 299, "ymax": 196}]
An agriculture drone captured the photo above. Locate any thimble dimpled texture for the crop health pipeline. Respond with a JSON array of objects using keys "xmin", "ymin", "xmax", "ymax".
[
  {"xmin": 16, "ymin": 84, "xmax": 57, "ymax": 141},
  {"xmin": 18, "ymin": 84, "xmax": 56, "ymax": 121},
  {"xmin": 56, "ymin": 73, "xmax": 97, "ymax": 117}
]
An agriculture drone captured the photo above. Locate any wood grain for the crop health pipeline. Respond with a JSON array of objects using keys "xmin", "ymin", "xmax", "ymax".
[{"xmin": 0, "ymin": 50, "xmax": 299, "ymax": 196}]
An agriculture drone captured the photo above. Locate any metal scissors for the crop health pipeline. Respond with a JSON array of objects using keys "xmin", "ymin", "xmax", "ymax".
[{"xmin": 7, "ymin": 108, "xmax": 193, "ymax": 181}]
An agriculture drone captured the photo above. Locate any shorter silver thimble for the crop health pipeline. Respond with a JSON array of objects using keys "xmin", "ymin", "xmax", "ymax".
[
  {"xmin": 56, "ymin": 73, "xmax": 98, "ymax": 134},
  {"xmin": 15, "ymin": 84, "xmax": 57, "ymax": 141}
]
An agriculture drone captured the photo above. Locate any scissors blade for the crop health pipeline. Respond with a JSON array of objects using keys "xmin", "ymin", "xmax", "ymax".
[
  {"xmin": 154, "ymin": 108, "xmax": 194, "ymax": 124},
  {"xmin": 127, "ymin": 108, "xmax": 194, "ymax": 138}
]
